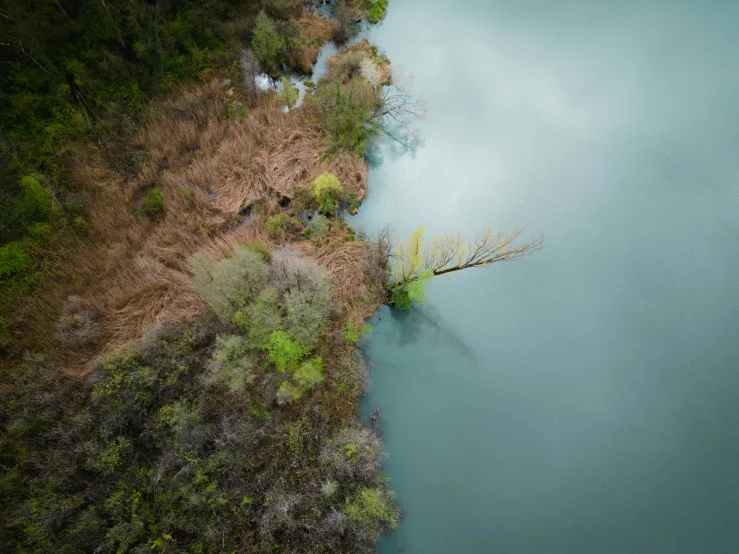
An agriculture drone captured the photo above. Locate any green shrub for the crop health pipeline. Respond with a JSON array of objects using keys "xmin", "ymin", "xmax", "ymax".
[
  {"xmin": 86, "ymin": 436, "xmax": 132, "ymax": 476},
  {"xmin": 262, "ymin": 330, "xmax": 306, "ymax": 373},
  {"xmin": 315, "ymin": 80, "xmax": 379, "ymax": 156},
  {"xmin": 265, "ymin": 213, "xmax": 300, "ymax": 242},
  {"xmin": 310, "ymin": 214, "xmax": 330, "ymax": 241},
  {"xmin": 20, "ymin": 175, "xmax": 56, "ymax": 220},
  {"xmin": 342, "ymin": 321, "xmax": 371, "ymax": 343},
  {"xmin": 363, "ymin": 0, "xmax": 389, "ymax": 23},
  {"xmin": 227, "ymin": 106, "xmax": 249, "ymax": 118},
  {"xmin": 277, "ymin": 77, "xmax": 299, "ymax": 111},
  {"xmin": 312, "ymin": 172, "xmax": 347, "ymax": 216},
  {"xmin": 391, "ymin": 287, "xmax": 412, "ymax": 310},
  {"xmin": 144, "ymin": 188, "xmax": 164, "ymax": 213},
  {"xmin": 344, "ymin": 487, "xmax": 400, "ymax": 542},
  {"xmin": 293, "ymin": 357, "xmax": 324, "ymax": 389},
  {"xmin": 246, "ymin": 241, "xmax": 272, "ymax": 262},
  {"xmin": 0, "ymin": 242, "xmax": 33, "ymax": 278}
]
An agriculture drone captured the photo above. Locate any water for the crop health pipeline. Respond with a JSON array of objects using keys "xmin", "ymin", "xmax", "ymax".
[{"xmin": 349, "ymin": 0, "xmax": 739, "ymax": 552}]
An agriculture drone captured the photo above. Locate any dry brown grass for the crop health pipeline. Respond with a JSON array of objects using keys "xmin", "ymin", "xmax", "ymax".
[
  {"xmin": 7, "ymin": 75, "xmax": 372, "ymax": 373},
  {"xmin": 298, "ymin": 15, "xmax": 338, "ymax": 70}
]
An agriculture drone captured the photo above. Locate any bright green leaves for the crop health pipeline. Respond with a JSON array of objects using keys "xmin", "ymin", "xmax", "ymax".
[{"xmin": 262, "ymin": 330, "xmax": 306, "ymax": 373}]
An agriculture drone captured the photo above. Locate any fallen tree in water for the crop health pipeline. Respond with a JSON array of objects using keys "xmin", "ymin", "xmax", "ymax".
[{"xmin": 387, "ymin": 225, "xmax": 545, "ymax": 309}]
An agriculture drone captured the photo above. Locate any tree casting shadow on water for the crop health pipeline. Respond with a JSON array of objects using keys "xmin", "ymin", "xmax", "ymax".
[{"xmin": 372, "ymin": 304, "xmax": 478, "ymax": 365}]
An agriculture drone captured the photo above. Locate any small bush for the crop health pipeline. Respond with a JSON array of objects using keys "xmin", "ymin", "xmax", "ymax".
[
  {"xmin": 312, "ymin": 172, "xmax": 347, "ymax": 216},
  {"xmin": 265, "ymin": 213, "xmax": 300, "ymax": 242},
  {"xmin": 293, "ymin": 357, "xmax": 324, "ymax": 390},
  {"xmin": 246, "ymin": 241, "xmax": 272, "ymax": 262},
  {"xmin": 343, "ymin": 321, "xmax": 371, "ymax": 344},
  {"xmin": 276, "ymin": 380, "xmax": 302, "ymax": 404},
  {"xmin": 277, "ymin": 77, "xmax": 299, "ymax": 111},
  {"xmin": 227, "ymin": 106, "xmax": 249, "ymax": 118},
  {"xmin": 391, "ymin": 287, "xmax": 412, "ymax": 310},
  {"xmin": 21, "ymin": 175, "xmax": 56, "ymax": 220},
  {"xmin": 0, "ymin": 242, "xmax": 33, "ymax": 277},
  {"xmin": 310, "ymin": 214, "xmax": 330, "ymax": 241},
  {"xmin": 144, "ymin": 188, "xmax": 164, "ymax": 213},
  {"xmin": 344, "ymin": 487, "xmax": 399, "ymax": 543}
]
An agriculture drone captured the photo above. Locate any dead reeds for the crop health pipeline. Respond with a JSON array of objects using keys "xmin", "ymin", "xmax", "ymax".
[{"xmin": 10, "ymin": 77, "xmax": 371, "ymax": 372}]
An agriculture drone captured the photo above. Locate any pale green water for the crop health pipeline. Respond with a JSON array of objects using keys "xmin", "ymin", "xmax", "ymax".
[{"xmin": 349, "ymin": 0, "xmax": 739, "ymax": 552}]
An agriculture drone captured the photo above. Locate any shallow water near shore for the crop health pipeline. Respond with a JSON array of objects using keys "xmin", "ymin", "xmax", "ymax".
[{"xmin": 349, "ymin": 0, "xmax": 739, "ymax": 552}]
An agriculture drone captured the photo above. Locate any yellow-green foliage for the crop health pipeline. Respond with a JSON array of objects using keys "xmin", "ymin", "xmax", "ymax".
[
  {"xmin": 345, "ymin": 487, "xmax": 400, "ymax": 542},
  {"xmin": 293, "ymin": 357, "xmax": 324, "ymax": 389},
  {"xmin": 21, "ymin": 176, "xmax": 57, "ymax": 220},
  {"xmin": 312, "ymin": 172, "xmax": 346, "ymax": 215},
  {"xmin": 265, "ymin": 213, "xmax": 300, "ymax": 242},
  {"xmin": 277, "ymin": 77, "xmax": 299, "ymax": 110},
  {"xmin": 342, "ymin": 320, "xmax": 372, "ymax": 343},
  {"xmin": 391, "ymin": 225, "xmax": 424, "ymax": 283}
]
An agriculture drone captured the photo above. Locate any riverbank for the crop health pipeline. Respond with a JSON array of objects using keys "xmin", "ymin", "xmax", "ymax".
[{"xmin": 0, "ymin": 5, "xmax": 402, "ymax": 552}]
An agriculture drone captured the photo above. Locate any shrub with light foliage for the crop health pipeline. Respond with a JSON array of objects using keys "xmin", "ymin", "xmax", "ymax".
[
  {"xmin": 344, "ymin": 487, "xmax": 400, "ymax": 544},
  {"xmin": 190, "ymin": 246, "xmax": 269, "ymax": 322},
  {"xmin": 320, "ymin": 426, "xmax": 384, "ymax": 481},
  {"xmin": 293, "ymin": 357, "xmax": 324, "ymax": 389},
  {"xmin": 209, "ymin": 335, "xmax": 255, "ymax": 392},
  {"xmin": 233, "ymin": 287, "xmax": 284, "ymax": 347}
]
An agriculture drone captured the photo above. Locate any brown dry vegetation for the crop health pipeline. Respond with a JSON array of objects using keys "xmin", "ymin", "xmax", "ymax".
[{"xmin": 7, "ymin": 74, "xmax": 377, "ymax": 373}]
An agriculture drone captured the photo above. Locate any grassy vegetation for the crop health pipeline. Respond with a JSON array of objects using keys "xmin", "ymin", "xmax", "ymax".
[{"xmin": 0, "ymin": 4, "xmax": 408, "ymax": 552}]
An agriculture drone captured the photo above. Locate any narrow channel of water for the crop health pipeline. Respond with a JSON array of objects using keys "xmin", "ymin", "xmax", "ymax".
[{"xmin": 350, "ymin": 0, "xmax": 739, "ymax": 552}]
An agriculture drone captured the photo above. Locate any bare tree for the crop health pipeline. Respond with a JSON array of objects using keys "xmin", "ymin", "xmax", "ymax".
[
  {"xmin": 240, "ymin": 49, "xmax": 261, "ymax": 107},
  {"xmin": 371, "ymin": 67, "xmax": 426, "ymax": 149},
  {"xmin": 423, "ymin": 226, "xmax": 545, "ymax": 276}
]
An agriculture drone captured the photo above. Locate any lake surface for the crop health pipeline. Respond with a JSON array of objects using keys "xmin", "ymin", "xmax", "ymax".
[{"xmin": 349, "ymin": 0, "xmax": 739, "ymax": 552}]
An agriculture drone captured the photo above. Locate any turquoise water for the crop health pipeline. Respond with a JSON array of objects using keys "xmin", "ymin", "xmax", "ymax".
[{"xmin": 349, "ymin": 0, "xmax": 739, "ymax": 552}]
